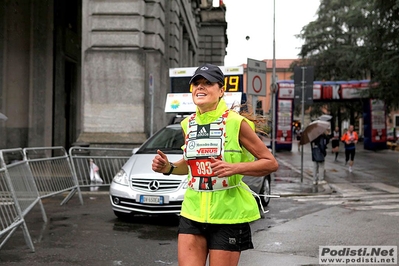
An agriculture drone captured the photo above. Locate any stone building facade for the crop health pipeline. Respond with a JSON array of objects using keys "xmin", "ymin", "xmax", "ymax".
[{"xmin": 0, "ymin": 0, "xmax": 227, "ymax": 149}]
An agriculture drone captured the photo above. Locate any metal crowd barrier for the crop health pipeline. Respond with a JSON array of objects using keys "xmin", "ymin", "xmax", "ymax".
[
  {"xmin": 0, "ymin": 148, "xmax": 46, "ymax": 252},
  {"xmin": 68, "ymin": 147, "xmax": 132, "ymax": 189},
  {"xmin": 23, "ymin": 147, "xmax": 83, "ymax": 206},
  {"xmin": 0, "ymin": 146, "xmax": 132, "ymax": 251}
]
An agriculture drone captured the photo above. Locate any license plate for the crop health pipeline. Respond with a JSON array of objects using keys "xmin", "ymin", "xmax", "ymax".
[{"xmin": 139, "ymin": 195, "xmax": 164, "ymax": 204}]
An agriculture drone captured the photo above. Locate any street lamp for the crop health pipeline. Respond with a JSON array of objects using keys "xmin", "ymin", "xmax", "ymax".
[{"xmin": 271, "ymin": 0, "xmax": 276, "ymax": 156}]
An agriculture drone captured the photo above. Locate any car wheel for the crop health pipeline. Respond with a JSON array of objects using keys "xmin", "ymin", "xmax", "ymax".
[{"xmin": 259, "ymin": 175, "xmax": 271, "ymax": 207}]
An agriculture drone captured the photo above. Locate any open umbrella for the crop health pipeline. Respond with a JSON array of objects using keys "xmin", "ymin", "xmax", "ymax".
[
  {"xmin": 318, "ymin": 114, "xmax": 332, "ymax": 121},
  {"xmin": 299, "ymin": 120, "xmax": 330, "ymax": 145},
  {"xmin": 0, "ymin": 112, "xmax": 7, "ymax": 121}
]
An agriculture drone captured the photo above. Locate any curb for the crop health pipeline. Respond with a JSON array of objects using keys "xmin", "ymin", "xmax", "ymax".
[
  {"xmin": 275, "ymin": 183, "xmax": 334, "ymax": 197},
  {"xmin": 272, "ymin": 157, "xmax": 334, "ymax": 197}
]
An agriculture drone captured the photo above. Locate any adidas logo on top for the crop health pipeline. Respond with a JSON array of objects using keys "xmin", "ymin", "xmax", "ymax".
[{"xmin": 197, "ymin": 126, "xmax": 209, "ymax": 137}]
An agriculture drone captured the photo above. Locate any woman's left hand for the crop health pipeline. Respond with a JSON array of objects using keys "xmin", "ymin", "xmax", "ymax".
[{"xmin": 209, "ymin": 157, "xmax": 235, "ymax": 178}]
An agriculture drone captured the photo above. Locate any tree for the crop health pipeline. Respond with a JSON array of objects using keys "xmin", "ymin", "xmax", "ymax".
[
  {"xmin": 362, "ymin": 0, "xmax": 399, "ymax": 110},
  {"xmin": 295, "ymin": 0, "xmax": 399, "ymax": 110}
]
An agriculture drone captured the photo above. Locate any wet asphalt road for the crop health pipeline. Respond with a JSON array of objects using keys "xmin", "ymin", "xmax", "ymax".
[
  {"xmin": 0, "ymin": 193, "xmax": 180, "ymax": 266},
  {"xmin": 2, "ymin": 143, "xmax": 398, "ymax": 265},
  {"xmin": 1, "ymin": 192, "xmax": 327, "ymax": 266}
]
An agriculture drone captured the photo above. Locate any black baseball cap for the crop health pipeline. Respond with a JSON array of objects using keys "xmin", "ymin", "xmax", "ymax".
[{"xmin": 189, "ymin": 63, "xmax": 224, "ymax": 85}]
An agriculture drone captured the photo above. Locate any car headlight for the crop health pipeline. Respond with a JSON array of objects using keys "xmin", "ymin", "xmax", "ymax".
[{"xmin": 112, "ymin": 169, "xmax": 129, "ymax": 186}]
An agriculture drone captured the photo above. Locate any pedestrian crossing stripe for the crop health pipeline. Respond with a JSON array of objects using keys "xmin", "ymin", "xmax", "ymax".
[
  {"xmin": 348, "ymin": 204, "xmax": 399, "ymax": 211},
  {"xmin": 329, "ymin": 182, "xmax": 399, "ymax": 195},
  {"xmin": 291, "ymin": 189, "xmax": 399, "ymax": 217},
  {"xmin": 368, "ymin": 182, "xmax": 399, "ymax": 193},
  {"xmin": 382, "ymin": 211, "xmax": 399, "ymax": 216}
]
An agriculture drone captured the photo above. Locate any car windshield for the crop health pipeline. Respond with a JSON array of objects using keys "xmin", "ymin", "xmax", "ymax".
[{"xmin": 137, "ymin": 126, "xmax": 184, "ymax": 154}]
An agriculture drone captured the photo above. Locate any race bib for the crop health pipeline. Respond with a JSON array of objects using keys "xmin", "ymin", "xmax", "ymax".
[{"xmin": 187, "ymin": 158, "xmax": 230, "ymax": 191}]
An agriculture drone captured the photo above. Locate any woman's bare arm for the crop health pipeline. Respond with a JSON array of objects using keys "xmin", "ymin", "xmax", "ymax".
[{"xmin": 209, "ymin": 120, "xmax": 278, "ymax": 177}]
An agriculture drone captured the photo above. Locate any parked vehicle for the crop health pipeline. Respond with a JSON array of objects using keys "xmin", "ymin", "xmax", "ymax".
[{"xmin": 109, "ymin": 124, "xmax": 271, "ymax": 218}]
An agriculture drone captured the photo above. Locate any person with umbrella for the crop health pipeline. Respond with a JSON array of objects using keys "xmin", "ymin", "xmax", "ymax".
[
  {"xmin": 299, "ymin": 120, "xmax": 330, "ymax": 185},
  {"xmin": 310, "ymin": 130, "xmax": 329, "ymax": 185}
]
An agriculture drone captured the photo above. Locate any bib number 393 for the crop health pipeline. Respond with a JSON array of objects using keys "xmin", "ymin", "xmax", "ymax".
[
  {"xmin": 187, "ymin": 159, "xmax": 230, "ymax": 191},
  {"xmin": 188, "ymin": 159, "xmax": 214, "ymax": 177}
]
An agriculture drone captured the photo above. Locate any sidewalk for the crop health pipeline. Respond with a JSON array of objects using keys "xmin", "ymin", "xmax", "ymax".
[
  {"xmin": 268, "ymin": 139, "xmax": 399, "ymax": 197},
  {"xmin": 269, "ymin": 141, "xmax": 333, "ymax": 197},
  {"xmin": 272, "ymin": 156, "xmax": 332, "ymax": 197},
  {"xmin": 241, "ymin": 141, "xmax": 399, "ymax": 266}
]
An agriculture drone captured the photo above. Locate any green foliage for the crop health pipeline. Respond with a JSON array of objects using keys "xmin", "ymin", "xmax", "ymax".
[{"xmin": 294, "ymin": 0, "xmax": 399, "ymax": 110}]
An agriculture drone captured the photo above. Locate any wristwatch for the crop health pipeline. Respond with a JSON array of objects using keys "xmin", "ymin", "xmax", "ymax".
[{"xmin": 163, "ymin": 162, "xmax": 176, "ymax": 176}]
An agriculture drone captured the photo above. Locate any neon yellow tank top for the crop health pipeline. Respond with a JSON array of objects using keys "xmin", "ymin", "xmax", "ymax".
[{"xmin": 180, "ymin": 99, "xmax": 261, "ymax": 224}]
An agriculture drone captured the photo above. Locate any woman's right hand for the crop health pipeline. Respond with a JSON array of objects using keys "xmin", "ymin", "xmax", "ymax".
[{"xmin": 152, "ymin": 150, "xmax": 169, "ymax": 173}]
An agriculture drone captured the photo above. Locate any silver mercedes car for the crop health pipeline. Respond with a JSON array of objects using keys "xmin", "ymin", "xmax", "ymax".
[{"xmin": 109, "ymin": 124, "xmax": 271, "ymax": 218}]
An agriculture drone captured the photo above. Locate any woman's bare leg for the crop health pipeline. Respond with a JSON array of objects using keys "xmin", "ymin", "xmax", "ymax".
[
  {"xmin": 209, "ymin": 249, "xmax": 241, "ymax": 266},
  {"xmin": 178, "ymin": 233, "xmax": 208, "ymax": 266}
]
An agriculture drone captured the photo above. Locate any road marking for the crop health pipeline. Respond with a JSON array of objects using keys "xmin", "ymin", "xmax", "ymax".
[
  {"xmin": 328, "ymin": 183, "xmax": 368, "ymax": 197},
  {"xmin": 382, "ymin": 211, "xmax": 399, "ymax": 216},
  {"xmin": 368, "ymin": 182, "xmax": 399, "ymax": 193},
  {"xmin": 290, "ymin": 187, "xmax": 399, "ymax": 217},
  {"xmin": 347, "ymin": 204, "xmax": 399, "ymax": 211}
]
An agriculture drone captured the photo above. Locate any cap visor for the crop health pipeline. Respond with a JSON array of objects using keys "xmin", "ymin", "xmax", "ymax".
[{"xmin": 189, "ymin": 73, "xmax": 220, "ymax": 84}]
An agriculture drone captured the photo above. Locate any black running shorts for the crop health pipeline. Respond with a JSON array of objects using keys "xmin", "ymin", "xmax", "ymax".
[{"xmin": 178, "ymin": 216, "xmax": 254, "ymax": 251}]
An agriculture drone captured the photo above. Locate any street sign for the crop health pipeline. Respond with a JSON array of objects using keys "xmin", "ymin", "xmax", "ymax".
[
  {"xmin": 294, "ymin": 66, "xmax": 314, "ymax": 105},
  {"xmin": 247, "ymin": 59, "xmax": 267, "ymax": 96}
]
